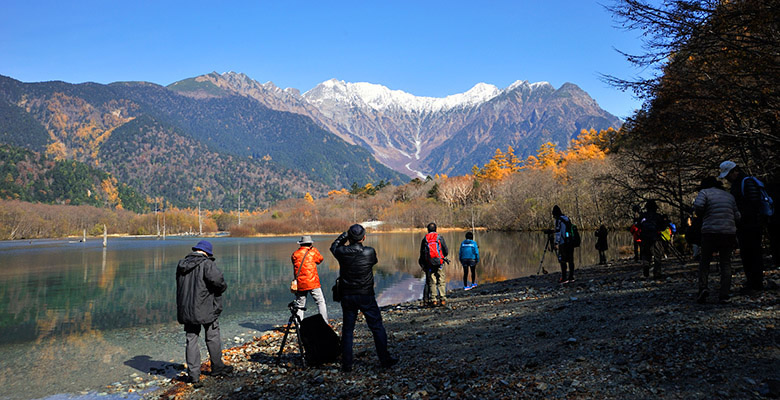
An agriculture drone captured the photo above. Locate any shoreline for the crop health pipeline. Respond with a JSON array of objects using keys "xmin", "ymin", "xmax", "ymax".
[
  {"xmin": 133, "ymin": 256, "xmax": 778, "ymax": 399},
  {"xmin": 12, "ymin": 227, "xmax": 485, "ymax": 242}
]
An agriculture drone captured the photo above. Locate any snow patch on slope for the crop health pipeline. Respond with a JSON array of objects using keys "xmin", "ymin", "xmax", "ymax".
[
  {"xmin": 304, "ymin": 79, "xmax": 554, "ymax": 113},
  {"xmin": 305, "ymin": 79, "xmax": 505, "ymax": 113}
]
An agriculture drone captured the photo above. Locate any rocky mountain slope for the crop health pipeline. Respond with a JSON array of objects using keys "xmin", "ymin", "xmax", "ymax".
[
  {"xmin": 0, "ymin": 74, "xmax": 405, "ymax": 209},
  {"xmin": 179, "ymin": 72, "xmax": 621, "ymax": 177}
]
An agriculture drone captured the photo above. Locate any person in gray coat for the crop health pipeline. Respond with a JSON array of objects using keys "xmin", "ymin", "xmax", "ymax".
[
  {"xmin": 176, "ymin": 240, "xmax": 232, "ymax": 386},
  {"xmin": 693, "ymin": 177, "xmax": 741, "ymax": 303}
]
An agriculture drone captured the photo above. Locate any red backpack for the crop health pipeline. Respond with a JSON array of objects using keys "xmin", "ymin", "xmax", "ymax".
[{"xmin": 425, "ymin": 232, "xmax": 443, "ymax": 267}]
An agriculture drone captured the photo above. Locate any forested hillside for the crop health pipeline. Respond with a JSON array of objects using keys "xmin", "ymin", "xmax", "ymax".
[
  {"xmin": 100, "ymin": 115, "xmax": 328, "ymax": 209},
  {"xmin": 0, "ymin": 75, "xmax": 406, "ymax": 211},
  {"xmin": 0, "ymin": 144, "xmax": 147, "ymax": 212}
]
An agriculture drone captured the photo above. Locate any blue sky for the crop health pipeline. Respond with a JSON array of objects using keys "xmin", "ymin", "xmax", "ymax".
[{"xmin": 1, "ymin": 0, "xmax": 648, "ymax": 118}]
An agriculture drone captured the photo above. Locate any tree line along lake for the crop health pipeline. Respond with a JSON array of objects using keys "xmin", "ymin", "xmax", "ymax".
[{"xmin": 0, "ymin": 230, "xmax": 630, "ymax": 399}]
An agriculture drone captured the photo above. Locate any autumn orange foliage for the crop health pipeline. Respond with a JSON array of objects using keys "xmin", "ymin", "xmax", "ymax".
[{"xmin": 474, "ymin": 128, "xmax": 620, "ymax": 183}]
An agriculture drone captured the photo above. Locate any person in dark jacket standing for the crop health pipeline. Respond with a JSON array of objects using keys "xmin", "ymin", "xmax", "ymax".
[
  {"xmin": 176, "ymin": 240, "xmax": 232, "ymax": 386},
  {"xmin": 595, "ymin": 225, "xmax": 609, "ymax": 265},
  {"xmin": 330, "ymin": 224, "xmax": 398, "ymax": 373},
  {"xmin": 418, "ymin": 222, "xmax": 449, "ymax": 306},
  {"xmin": 720, "ymin": 160, "xmax": 765, "ymax": 292},
  {"xmin": 693, "ymin": 177, "xmax": 740, "ymax": 303},
  {"xmin": 552, "ymin": 205, "xmax": 575, "ymax": 283},
  {"xmin": 638, "ymin": 200, "xmax": 664, "ymax": 279}
]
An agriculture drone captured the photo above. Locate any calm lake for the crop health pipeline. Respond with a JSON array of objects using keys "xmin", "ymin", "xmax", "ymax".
[{"xmin": 0, "ymin": 230, "xmax": 629, "ymax": 399}]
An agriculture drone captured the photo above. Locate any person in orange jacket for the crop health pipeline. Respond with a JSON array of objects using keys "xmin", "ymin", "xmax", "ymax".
[{"xmin": 291, "ymin": 235, "xmax": 328, "ymax": 323}]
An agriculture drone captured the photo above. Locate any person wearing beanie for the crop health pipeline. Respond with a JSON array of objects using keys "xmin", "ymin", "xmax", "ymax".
[
  {"xmin": 720, "ymin": 160, "xmax": 767, "ymax": 293},
  {"xmin": 418, "ymin": 222, "xmax": 449, "ymax": 306},
  {"xmin": 175, "ymin": 241, "xmax": 232, "ymax": 387},
  {"xmin": 330, "ymin": 224, "xmax": 398, "ymax": 373},
  {"xmin": 291, "ymin": 235, "xmax": 327, "ymax": 323},
  {"xmin": 552, "ymin": 205, "xmax": 575, "ymax": 283}
]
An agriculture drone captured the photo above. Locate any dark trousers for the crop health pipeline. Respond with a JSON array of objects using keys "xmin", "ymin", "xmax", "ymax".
[
  {"xmin": 461, "ymin": 259, "xmax": 476, "ymax": 286},
  {"xmin": 340, "ymin": 294, "xmax": 391, "ymax": 369},
  {"xmin": 698, "ymin": 233, "xmax": 736, "ymax": 298},
  {"xmin": 598, "ymin": 250, "xmax": 607, "ymax": 265},
  {"xmin": 641, "ymin": 238, "xmax": 662, "ymax": 277},
  {"xmin": 737, "ymin": 228, "xmax": 764, "ymax": 289},
  {"xmin": 557, "ymin": 244, "xmax": 575, "ymax": 281},
  {"xmin": 184, "ymin": 321, "xmax": 225, "ymax": 381},
  {"xmin": 633, "ymin": 241, "xmax": 641, "ymax": 260}
]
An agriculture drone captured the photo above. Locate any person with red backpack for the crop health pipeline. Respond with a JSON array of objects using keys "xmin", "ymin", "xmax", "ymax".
[{"xmin": 418, "ymin": 222, "xmax": 449, "ymax": 306}]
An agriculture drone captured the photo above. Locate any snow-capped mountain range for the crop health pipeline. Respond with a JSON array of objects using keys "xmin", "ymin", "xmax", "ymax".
[
  {"xmin": 170, "ymin": 72, "xmax": 621, "ymax": 177},
  {"xmin": 305, "ymin": 79, "xmax": 519, "ymax": 113}
]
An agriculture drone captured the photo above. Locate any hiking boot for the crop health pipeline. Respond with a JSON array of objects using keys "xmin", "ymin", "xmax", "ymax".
[
  {"xmin": 643, "ymin": 265, "xmax": 650, "ymax": 277},
  {"xmin": 439, "ymin": 299, "xmax": 446, "ymax": 306},
  {"xmin": 558, "ymin": 277, "xmax": 567, "ymax": 284},
  {"xmin": 211, "ymin": 364, "xmax": 233, "ymax": 376},
  {"xmin": 696, "ymin": 290, "xmax": 709, "ymax": 304},
  {"xmin": 381, "ymin": 356, "xmax": 399, "ymax": 369}
]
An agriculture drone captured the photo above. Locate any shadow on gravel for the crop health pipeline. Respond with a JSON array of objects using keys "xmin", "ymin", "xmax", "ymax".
[
  {"xmin": 240, "ymin": 322, "xmax": 275, "ymax": 332},
  {"xmin": 373, "ymin": 258, "xmax": 779, "ymax": 398},
  {"xmin": 124, "ymin": 355, "xmax": 184, "ymax": 378}
]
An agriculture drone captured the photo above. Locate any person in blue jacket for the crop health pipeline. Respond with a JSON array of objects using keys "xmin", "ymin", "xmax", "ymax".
[{"xmin": 459, "ymin": 231, "xmax": 480, "ymax": 290}]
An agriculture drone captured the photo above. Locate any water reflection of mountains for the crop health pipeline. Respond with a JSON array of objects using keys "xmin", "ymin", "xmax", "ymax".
[{"xmin": 0, "ymin": 232, "xmax": 630, "ymax": 343}]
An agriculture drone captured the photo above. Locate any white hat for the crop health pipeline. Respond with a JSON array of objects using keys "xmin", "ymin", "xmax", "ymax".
[
  {"xmin": 718, "ymin": 160, "xmax": 737, "ymax": 179},
  {"xmin": 297, "ymin": 235, "xmax": 313, "ymax": 245}
]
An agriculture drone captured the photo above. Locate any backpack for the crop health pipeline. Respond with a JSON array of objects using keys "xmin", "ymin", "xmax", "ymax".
[
  {"xmin": 742, "ymin": 177, "xmax": 775, "ymax": 218},
  {"xmin": 568, "ymin": 222, "xmax": 581, "ymax": 248},
  {"xmin": 562, "ymin": 218, "xmax": 581, "ymax": 248},
  {"xmin": 639, "ymin": 212, "xmax": 660, "ymax": 241},
  {"xmin": 425, "ymin": 232, "xmax": 443, "ymax": 268}
]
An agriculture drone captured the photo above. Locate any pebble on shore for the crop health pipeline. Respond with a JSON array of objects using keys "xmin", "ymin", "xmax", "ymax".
[{"xmin": 138, "ymin": 257, "xmax": 778, "ymax": 400}]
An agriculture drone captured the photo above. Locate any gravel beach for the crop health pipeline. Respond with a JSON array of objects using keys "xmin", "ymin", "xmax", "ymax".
[{"xmin": 132, "ymin": 256, "xmax": 778, "ymax": 400}]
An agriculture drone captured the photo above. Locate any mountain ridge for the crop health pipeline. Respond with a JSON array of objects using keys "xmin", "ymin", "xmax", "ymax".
[
  {"xmin": 173, "ymin": 72, "xmax": 620, "ymax": 177},
  {"xmin": 0, "ymin": 74, "xmax": 405, "ymax": 210}
]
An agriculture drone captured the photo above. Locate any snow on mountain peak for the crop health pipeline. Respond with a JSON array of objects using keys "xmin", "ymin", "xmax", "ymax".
[{"xmin": 305, "ymin": 80, "xmax": 510, "ymax": 112}]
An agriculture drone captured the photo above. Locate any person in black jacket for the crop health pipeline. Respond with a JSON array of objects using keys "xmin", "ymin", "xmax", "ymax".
[
  {"xmin": 595, "ymin": 225, "xmax": 609, "ymax": 265},
  {"xmin": 330, "ymin": 224, "xmax": 398, "ymax": 373},
  {"xmin": 638, "ymin": 200, "xmax": 664, "ymax": 279},
  {"xmin": 720, "ymin": 160, "xmax": 766, "ymax": 292},
  {"xmin": 176, "ymin": 240, "xmax": 232, "ymax": 387}
]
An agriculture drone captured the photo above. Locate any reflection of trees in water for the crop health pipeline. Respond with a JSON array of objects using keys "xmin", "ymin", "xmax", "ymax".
[
  {"xmin": 1, "ymin": 233, "xmax": 633, "ymax": 343},
  {"xmin": 363, "ymin": 230, "xmax": 633, "ymax": 284}
]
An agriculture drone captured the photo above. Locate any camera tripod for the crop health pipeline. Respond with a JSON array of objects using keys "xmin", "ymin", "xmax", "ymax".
[
  {"xmin": 536, "ymin": 231, "xmax": 554, "ymax": 275},
  {"xmin": 276, "ymin": 301, "xmax": 306, "ymax": 366}
]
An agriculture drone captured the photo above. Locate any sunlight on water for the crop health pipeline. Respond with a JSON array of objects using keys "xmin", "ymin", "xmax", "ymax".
[{"xmin": 0, "ymin": 231, "xmax": 629, "ymax": 399}]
